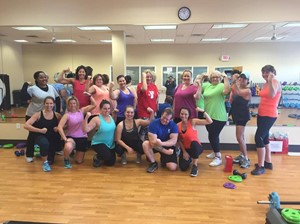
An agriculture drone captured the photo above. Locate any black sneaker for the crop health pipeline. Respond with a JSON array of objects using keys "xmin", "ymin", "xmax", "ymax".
[
  {"xmin": 264, "ymin": 161, "xmax": 273, "ymax": 170},
  {"xmin": 251, "ymin": 166, "xmax": 265, "ymax": 175},
  {"xmin": 190, "ymin": 165, "xmax": 198, "ymax": 177},
  {"xmin": 147, "ymin": 162, "xmax": 158, "ymax": 173},
  {"xmin": 255, "ymin": 162, "xmax": 273, "ymax": 170},
  {"xmin": 93, "ymin": 155, "xmax": 101, "ymax": 168}
]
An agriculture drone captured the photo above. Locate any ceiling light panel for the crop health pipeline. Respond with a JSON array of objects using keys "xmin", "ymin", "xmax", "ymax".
[
  {"xmin": 100, "ymin": 40, "xmax": 112, "ymax": 43},
  {"xmin": 212, "ymin": 24, "xmax": 248, "ymax": 29},
  {"xmin": 14, "ymin": 40, "xmax": 28, "ymax": 42},
  {"xmin": 144, "ymin": 25, "xmax": 177, "ymax": 30},
  {"xmin": 13, "ymin": 27, "xmax": 47, "ymax": 31},
  {"xmin": 201, "ymin": 38, "xmax": 228, "ymax": 42},
  {"xmin": 78, "ymin": 26, "xmax": 111, "ymax": 31},
  {"xmin": 150, "ymin": 39, "xmax": 174, "ymax": 42}
]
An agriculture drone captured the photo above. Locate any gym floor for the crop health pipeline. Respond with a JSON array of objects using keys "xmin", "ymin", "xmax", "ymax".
[{"xmin": 0, "ymin": 148, "xmax": 299, "ymax": 224}]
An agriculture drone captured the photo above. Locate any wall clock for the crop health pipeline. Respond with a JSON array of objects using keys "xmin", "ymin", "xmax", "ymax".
[{"xmin": 178, "ymin": 7, "xmax": 191, "ymax": 21}]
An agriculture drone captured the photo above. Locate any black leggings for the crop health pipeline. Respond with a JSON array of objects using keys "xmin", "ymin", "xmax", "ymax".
[
  {"xmin": 25, "ymin": 116, "xmax": 35, "ymax": 158},
  {"xmin": 115, "ymin": 140, "xmax": 144, "ymax": 156},
  {"xmin": 92, "ymin": 143, "xmax": 116, "ymax": 166},
  {"xmin": 25, "ymin": 116, "xmax": 61, "ymax": 163},
  {"xmin": 205, "ymin": 119, "xmax": 226, "ymax": 153},
  {"xmin": 255, "ymin": 115, "xmax": 277, "ymax": 148},
  {"xmin": 179, "ymin": 141, "xmax": 203, "ymax": 171}
]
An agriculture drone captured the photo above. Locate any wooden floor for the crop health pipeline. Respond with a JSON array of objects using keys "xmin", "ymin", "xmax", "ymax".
[{"xmin": 0, "ymin": 149, "xmax": 299, "ymax": 224}]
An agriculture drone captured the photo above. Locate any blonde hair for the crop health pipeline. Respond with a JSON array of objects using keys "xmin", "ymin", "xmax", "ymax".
[
  {"xmin": 209, "ymin": 70, "xmax": 222, "ymax": 81},
  {"xmin": 66, "ymin": 96, "xmax": 80, "ymax": 111}
]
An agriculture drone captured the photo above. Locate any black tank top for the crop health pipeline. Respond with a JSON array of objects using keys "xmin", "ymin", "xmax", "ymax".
[
  {"xmin": 34, "ymin": 111, "xmax": 59, "ymax": 140},
  {"xmin": 121, "ymin": 120, "xmax": 140, "ymax": 146},
  {"xmin": 231, "ymin": 94, "xmax": 250, "ymax": 121}
]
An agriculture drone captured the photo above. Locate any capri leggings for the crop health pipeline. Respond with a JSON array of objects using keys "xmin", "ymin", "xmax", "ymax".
[
  {"xmin": 255, "ymin": 115, "xmax": 277, "ymax": 148},
  {"xmin": 205, "ymin": 119, "xmax": 226, "ymax": 153},
  {"xmin": 179, "ymin": 141, "xmax": 203, "ymax": 171},
  {"xmin": 92, "ymin": 143, "xmax": 116, "ymax": 166}
]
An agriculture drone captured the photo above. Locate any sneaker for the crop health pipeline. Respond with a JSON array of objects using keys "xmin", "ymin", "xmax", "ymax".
[
  {"xmin": 121, "ymin": 153, "xmax": 127, "ymax": 165},
  {"xmin": 209, "ymin": 157, "xmax": 222, "ymax": 167},
  {"xmin": 233, "ymin": 154, "xmax": 244, "ymax": 164},
  {"xmin": 25, "ymin": 157, "xmax": 34, "ymax": 163},
  {"xmin": 264, "ymin": 161, "xmax": 273, "ymax": 170},
  {"xmin": 206, "ymin": 152, "xmax": 215, "ymax": 159},
  {"xmin": 64, "ymin": 159, "xmax": 72, "ymax": 169},
  {"xmin": 255, "ymin": 162, "xmax": 273, "ymax": 170},
  {"xmin": 93, "ymin": 155, "xmax": 101, "ymax": 168},
  {"xmin": 136, "ymin": 153, "xmax": 142, "ymax": 164},
  {"xmin": 147, "ymin": 162, "xmax": 158, "ymax": 173},
  {"xmin": 240, "ymin": 158, "xmax": 250, "ymax": 169},
  {"xmin": 251, "ymin": 166, "xmax": 265, "ymax": 175},
  {"xmin": 190, "ymin": 165, "xmax": 198, "ymax": 177},
  {"xmin": 42, "ymin": 161, "xmax": 51, "ymax": 172}
]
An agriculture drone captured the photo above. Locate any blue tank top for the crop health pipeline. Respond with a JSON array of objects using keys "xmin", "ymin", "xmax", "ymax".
[
  {"xmin": 117, "ymin": 88, "xmax": 134, "ymax": 117},
  {"xmin": 91, "ymin": 114, "xmax": 116, "ymax": 149}
]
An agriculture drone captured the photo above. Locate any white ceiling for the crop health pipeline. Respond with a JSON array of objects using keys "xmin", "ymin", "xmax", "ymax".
[{"xmin": 0, "ymin": 22, "xmax": 300, "ymax": 45}]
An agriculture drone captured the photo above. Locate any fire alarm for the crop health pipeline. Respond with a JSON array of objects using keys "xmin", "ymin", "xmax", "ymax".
[{"xmin": 220, "ymin": 55, "xmax": 230, "ymax": 61}]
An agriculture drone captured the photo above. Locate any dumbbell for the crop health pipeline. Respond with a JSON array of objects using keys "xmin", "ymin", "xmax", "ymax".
[
  {"xmin": 14, "ymin": 149, "xmax": 25, "ymax": 157},
  {"xmin": 233, "ymin": 169, "xmax": 247, "ymax": 179}
]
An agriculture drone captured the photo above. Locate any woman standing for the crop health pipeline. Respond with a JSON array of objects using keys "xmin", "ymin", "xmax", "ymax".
[
  {"xmin": 85, "ymin": 74, "xmax": 110, "ymax": 116},
  {"xmin": 115, "ymin": 105, "xmax": 154, "ymax": 165},
  {"xmin": 57, "ymin": 96, "xmax": 96, "ymax": 168},
  {"xmin": 58, "ymin": 66, "xmax": 91, "ymax": 108},
  {"xmin": 24, "ymin": 97, "xmax": 61, "ymax": 172},
  {"xmin": 83, "ymin": 100, "xmax": 116, "ymax": 167},
  {"xmin": 177, "ymin": 107, "xmax": 212, "ymax": 177},
  {"xmin": 137, "ymin": 70, "xmax": 159, "ymax": 140},
  {"xmin": 109, "ymin": 75, "xmax": 137, "ymax": 124},
  {"xmin": 231, "ymin": 72, "xmax": 252, "ymax": 168},
  {"xmin": 23, "ymin": 71, "xmax": 60, "ymax": 163},
  {"xmin": 201, "ymin": 71, "xmax": 231, "ymax": 167},
  {"xmin": 251, "ymin": 65, "xmax": 281, "ymax": 175},
  {"xmin": 173, "ymin": 70, "xmax": 201, "ymax": 123}
]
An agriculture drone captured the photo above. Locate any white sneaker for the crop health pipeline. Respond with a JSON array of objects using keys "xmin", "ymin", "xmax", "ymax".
[
  {"xmin": 25, "ymin": 157, "xmax": 34, "ymax": 163},
  {"xmin": 206, "ymin": 152, "xmax": 215, "ymax": 159},
  {"xmin": 209, "ymin": 157, "xmax": 222, "ymax": 167}
]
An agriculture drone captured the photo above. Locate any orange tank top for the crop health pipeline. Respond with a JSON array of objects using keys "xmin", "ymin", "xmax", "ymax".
[
  {"xmin": 178, "ymin": 120, "xmax": 200, "ymax": 150},
  {"xmin": 258, "ymin": 82, "xmax": 281, "ymax": 117}
]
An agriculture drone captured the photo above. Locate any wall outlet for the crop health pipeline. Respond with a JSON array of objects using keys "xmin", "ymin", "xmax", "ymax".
[{"xmin": 16, "ymin": 123, "xmax": 21, "ymax": 129}]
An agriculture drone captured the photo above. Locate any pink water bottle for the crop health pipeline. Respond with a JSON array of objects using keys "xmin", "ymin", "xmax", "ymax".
[{"xmin": 224, "ymin": 155, "xmax": 233, "ymax": 172}]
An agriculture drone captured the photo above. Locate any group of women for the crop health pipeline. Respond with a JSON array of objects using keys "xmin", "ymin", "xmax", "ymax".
[{"xmin": 23, "ymin": 64, "xmax": 281, "ymax": 176}]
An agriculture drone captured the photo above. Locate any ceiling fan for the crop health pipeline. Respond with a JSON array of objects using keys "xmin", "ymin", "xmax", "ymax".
[
  {"xmin": 271, "ymin": 25, "xmax": 279, "ymax": 41},
  {"xmin": 36, "ymin": 28, "xmax": 57, "ymax": 44}
]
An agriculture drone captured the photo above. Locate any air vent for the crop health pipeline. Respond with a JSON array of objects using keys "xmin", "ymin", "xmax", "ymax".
[
  {"xmin": 26, "ymin": 35, "xmax": 39, "ymax": 38},
  {"xmin": 126, "ymin": 34, "xmax": 134, "ymax": 38},
  {"xmin": 191, "ymin": 34, "xmax": 204, "ymax": 37}
]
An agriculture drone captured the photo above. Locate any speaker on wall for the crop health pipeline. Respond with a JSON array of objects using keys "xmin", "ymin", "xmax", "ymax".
[{"xmin": 0, "ymin": 74, "xmax": 11, "ymax": 110}]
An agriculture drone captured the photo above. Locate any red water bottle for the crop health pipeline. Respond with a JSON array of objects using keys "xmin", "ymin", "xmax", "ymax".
[{"xmin": 224, "ymin": 155, "xmax": 233, "ymax": 172}]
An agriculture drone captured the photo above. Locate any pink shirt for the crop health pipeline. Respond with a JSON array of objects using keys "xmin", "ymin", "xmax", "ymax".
[
  {"xmin": 66, "ymin": 110, "xmax": 87, "ymax": 138},
  {"xmin": 174, "ymin": 84, "xmax": 198, "ymax": 119},
  {"xmin": 73, "ymin": 79, "xmax": 90, "ymax": 108}
]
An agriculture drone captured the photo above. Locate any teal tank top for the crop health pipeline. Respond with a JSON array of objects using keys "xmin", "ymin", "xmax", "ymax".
[{"xmin": 91, "ymin": 114, "xmax": 116, "ymax": 149}]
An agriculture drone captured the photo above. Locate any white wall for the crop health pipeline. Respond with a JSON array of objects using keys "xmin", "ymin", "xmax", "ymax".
[
  {"xmin": 0, "ymin": 40, "xmax": 24, "ymax": 104},
  {"xmin": 22, "ymin": 42, "xmax": 300, "ymax": 85}
]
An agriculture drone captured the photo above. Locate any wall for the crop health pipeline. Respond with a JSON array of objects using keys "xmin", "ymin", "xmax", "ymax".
[
  {"xmin": 0, "ymin": 40, "xmax": 24, "ymax": 104},
  {"xmin": 22, "ymin": 42, "xmax": 300, "ymax": 85}
]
